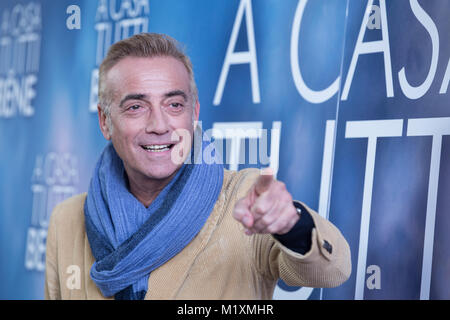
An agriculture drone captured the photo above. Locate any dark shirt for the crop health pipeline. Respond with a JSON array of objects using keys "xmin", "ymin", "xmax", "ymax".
[{"xmin": 273, "ymin": 201, "xmax": 315, "ymax": 255}]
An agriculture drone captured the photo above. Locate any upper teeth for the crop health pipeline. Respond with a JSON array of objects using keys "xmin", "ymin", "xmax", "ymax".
[{"xmin": 143, "ymin": 144, "xmax": 170, "ymax": 150}]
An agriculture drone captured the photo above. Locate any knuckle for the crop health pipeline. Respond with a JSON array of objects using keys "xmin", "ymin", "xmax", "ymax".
[
  {"xmin": 261, "ymin": 215, "xmax": 273, "ymax": 225},
  {"xmin": 272, "ymin": 182, "xmax": 289, "ymax": 198},
  {"xmin": 253, "ymin": 204, "xmax": 264, "ymax": 215},
  {"xmin": 279, "ymin": 194, "xmax": 293, "ymax": 208},
  {"xmin": 233, "ymin": 208, "xmax": 245, "ymax": 220},
  {"xmin": 252, "ymin": 204, "xmax": 266, "ymax": 217},
  {"xmin": 285, "ymin": 192, "xmax": 293, "ymax": 202},
  {"xmin": 277, "ymin": 181, "xmax": 286, "ymax": 191}
]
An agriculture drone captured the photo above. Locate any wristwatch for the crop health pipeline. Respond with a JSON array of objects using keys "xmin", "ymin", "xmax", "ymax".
[{"xmin": 293, "ymin": 201, "xmax": 303, "ymax": 217}]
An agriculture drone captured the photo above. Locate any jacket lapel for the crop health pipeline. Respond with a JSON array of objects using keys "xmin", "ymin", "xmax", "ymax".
[{"xmin": 144, "ymin": 186, "xmax": 226, "ymax": 299}]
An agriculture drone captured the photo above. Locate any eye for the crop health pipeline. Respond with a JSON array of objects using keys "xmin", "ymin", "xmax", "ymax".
[
  {"xmin": 128, "ymin": 104, "xmax": 141, "ymax": 111},
  {"xmin": 170, "ymin": 102, "xmax": 183, "ymax": 108}
]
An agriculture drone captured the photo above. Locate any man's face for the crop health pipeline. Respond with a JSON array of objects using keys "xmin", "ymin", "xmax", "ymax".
[{"xmin": 98, "ymin": 56, "xmax": 199, "ymax": 183}]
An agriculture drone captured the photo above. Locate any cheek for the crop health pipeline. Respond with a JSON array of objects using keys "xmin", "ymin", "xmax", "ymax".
[
  {"xmin": 176, "ymin": 118, "xmax": 195, "ymax": 141},
  {"xmin": 178, "ymin": 110, "xmax": 196, "ymax": 129},
  {"xmin": 110, "ymin": 119, "xmax": 141, "ymax": 148}
]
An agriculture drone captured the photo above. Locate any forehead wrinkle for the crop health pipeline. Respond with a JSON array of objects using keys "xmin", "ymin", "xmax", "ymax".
[{"xmin": 106, "ymin": 56, "xmax": 193, "ymax": 108}]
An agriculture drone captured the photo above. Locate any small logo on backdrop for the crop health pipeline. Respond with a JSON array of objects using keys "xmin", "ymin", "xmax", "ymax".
[
  {"xmin": 366, "ymin": 5, "xmax": 381, "ymax": 30},
  {"xmin": 66, "ymin": 265, "xmax": 81, "ymax": 290},
  {"xmin": 66, "ymin": 5, "xmax": 81, "ymax": 30},
  {"xmin": 366, "ymin": 265, "xmax": 381, "ymax": 290}
]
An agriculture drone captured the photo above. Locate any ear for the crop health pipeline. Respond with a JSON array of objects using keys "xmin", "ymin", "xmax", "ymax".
[
  {"xmin": 193, "ymin": 100, "xmax": 200, "ymax": 131},
  {"xmin": 97, "ymin": 104, "xmax": 111, "ymax": 140}
]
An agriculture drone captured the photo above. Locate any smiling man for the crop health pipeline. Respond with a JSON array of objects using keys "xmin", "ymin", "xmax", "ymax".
[
  {"xmin": 99, "ymin": 54, "xmax": 199, "ymax": 207},
  {"xmin": 45, "ymin": 33, "xmax": 351, "ymax": 300}
]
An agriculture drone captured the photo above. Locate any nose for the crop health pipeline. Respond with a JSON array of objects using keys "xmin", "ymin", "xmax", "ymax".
[{"xmin": 145, "ymin": 106, "xmax": 170, "ymax": 135}]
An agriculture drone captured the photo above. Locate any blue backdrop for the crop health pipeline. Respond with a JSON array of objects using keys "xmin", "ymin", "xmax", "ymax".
[{"xmin": 0, "ymin": 0, "xmax": 449, "ymax": 299}]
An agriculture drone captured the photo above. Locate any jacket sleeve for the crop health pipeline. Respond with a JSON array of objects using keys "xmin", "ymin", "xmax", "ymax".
[
  {"xmin": 45, "ymin": 205, "xmax": 62, "ymax": 300},
  {"xmin": 252, "ymin": 201, "xmax": 352, "ymax": 288},
  {"xmin": 231, "ymin": 168, "xmax": 351, "ymax": 288}
]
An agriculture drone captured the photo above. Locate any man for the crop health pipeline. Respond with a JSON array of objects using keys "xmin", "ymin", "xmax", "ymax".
[{"xmin": 45, "ymin": 33, "xmax": 351, "ymax": 300}]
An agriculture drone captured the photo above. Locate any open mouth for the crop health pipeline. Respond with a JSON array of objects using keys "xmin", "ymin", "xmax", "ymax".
[{"xmin": 140, "ymin": 144, "xmax": 175, "ymax": 152}]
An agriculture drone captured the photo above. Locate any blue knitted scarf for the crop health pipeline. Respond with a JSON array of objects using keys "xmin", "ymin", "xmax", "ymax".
[{"xmin": 84, "ymin": 140, "xmax": 223, "ymax": 300}]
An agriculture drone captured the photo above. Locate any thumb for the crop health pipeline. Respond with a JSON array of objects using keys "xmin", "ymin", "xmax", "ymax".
[{"xmin": 254, "ymin": 167, "xmax": 274, "ymax": 196}]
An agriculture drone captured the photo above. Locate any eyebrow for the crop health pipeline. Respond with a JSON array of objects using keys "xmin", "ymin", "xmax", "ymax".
[
  {"xmin": 164, "ymin": 90, "xmax": 188, "ymax": 101},
  {"xmin": 118, "ymin": 93, "xmax": 147, "ymax": 108},
  {"xmin": 118, "ymin": 90, "xmax": 188, "ymax": 108}
]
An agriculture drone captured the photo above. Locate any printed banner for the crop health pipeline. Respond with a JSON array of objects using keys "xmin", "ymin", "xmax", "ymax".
[{"xmin": 0, "ymin": 0, "xmax": 448, "ymax": 300}]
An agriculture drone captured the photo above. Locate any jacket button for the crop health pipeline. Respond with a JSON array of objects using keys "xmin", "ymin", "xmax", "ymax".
[{"xmin": 323, "ymin": 240, "xmax": 333, "ymax": 254}]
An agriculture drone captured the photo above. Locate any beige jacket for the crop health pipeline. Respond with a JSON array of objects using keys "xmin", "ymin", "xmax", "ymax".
[{"xmin": 45, "ymin": 168, "xmax": 351, "ymax": 300}]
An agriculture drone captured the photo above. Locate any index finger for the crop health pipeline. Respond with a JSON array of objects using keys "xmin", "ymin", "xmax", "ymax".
[{"xmin": 254, "ymin": 167, "xmax": 274, "ymax": 196}]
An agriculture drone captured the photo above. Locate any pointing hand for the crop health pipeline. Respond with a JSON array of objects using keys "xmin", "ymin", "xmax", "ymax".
[{"xmin": 233, "ymin": 168, "xmax": 299, "ymax": 235}]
